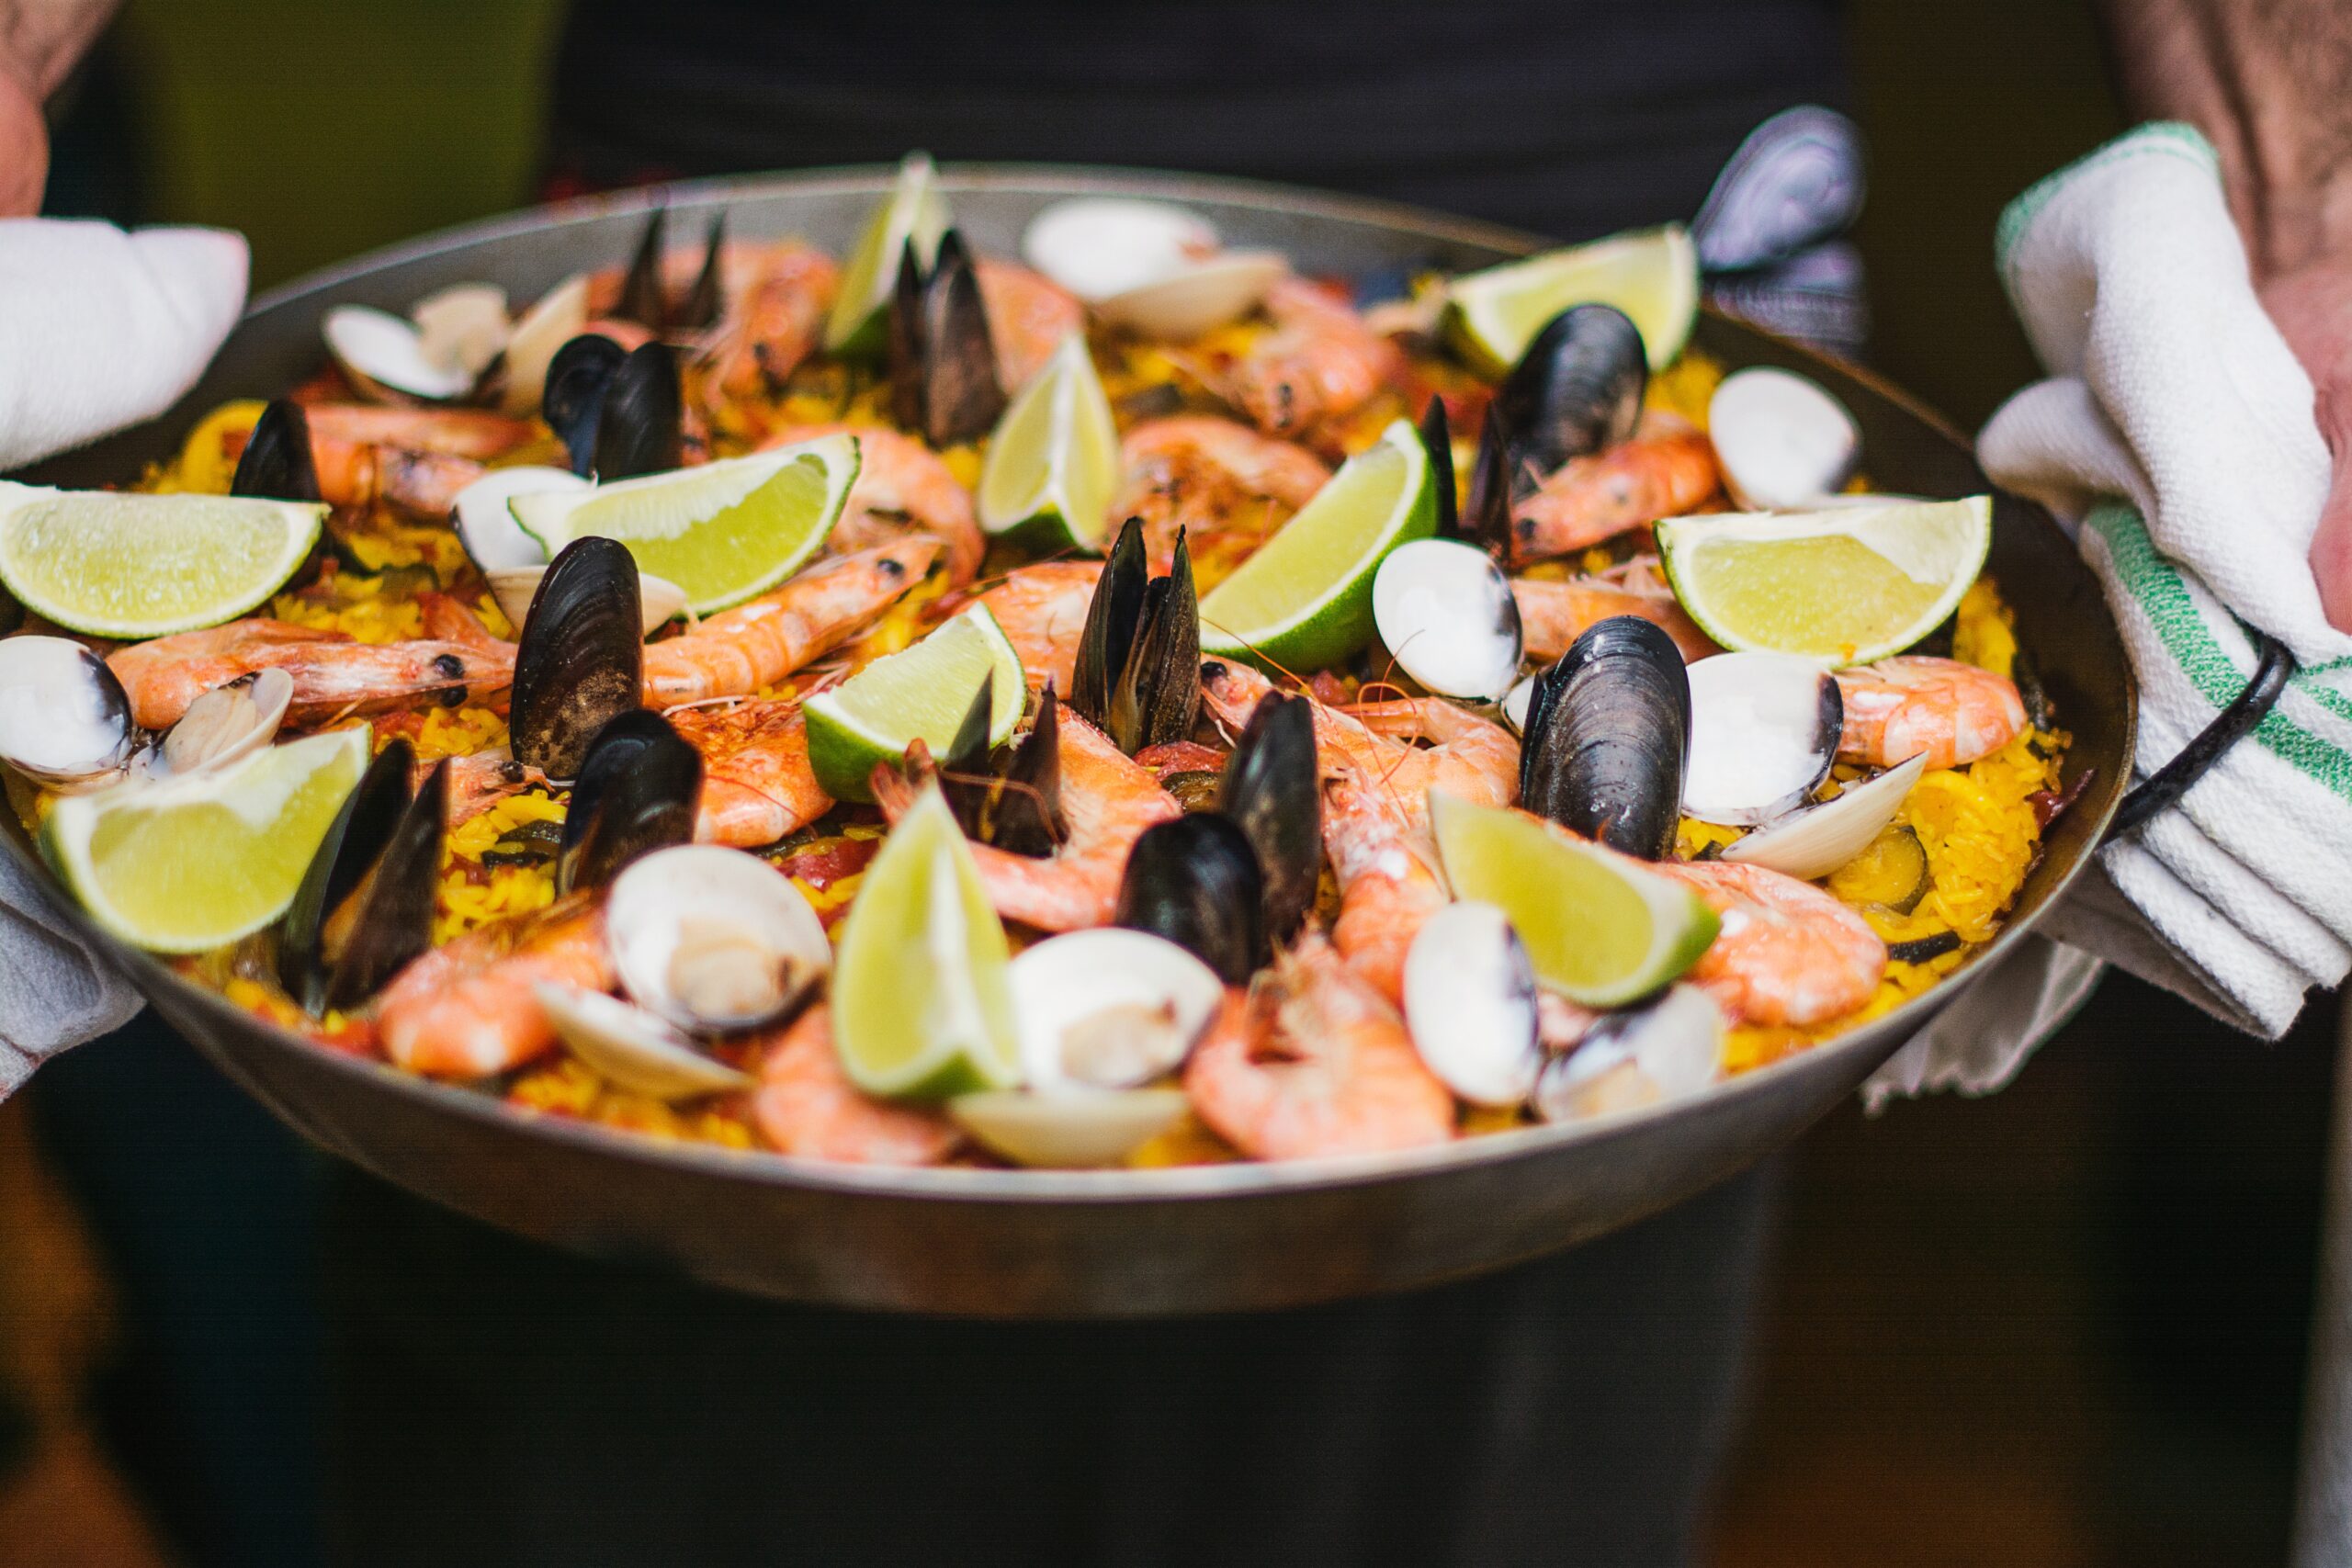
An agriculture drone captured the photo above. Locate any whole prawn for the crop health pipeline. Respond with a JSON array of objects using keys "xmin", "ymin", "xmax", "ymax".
[
  {"xmin": 1655, "ymin": 859, "xmax": 1886, "ymax": 1028},
  {"xmin": 752, "ymin": 1005, "xmax": 957, "ymax": 1166},
  {"xmin": 1835, "ymin": 657, "xmax": 2027, "ymax": 770},
  {"xmin": 1510, "ymin": 412, "xmax": 1719, "ymax": 563},
  {"xmin": 1222, "ymin": 277, "xmax": 1404, "ymax": 450},
  {"xmin": 1112, "ymin": 415, "xmax": 1329, "ymax": 571},
  {"xmin": 1512, "ymin": 562, "xmax": 1718, "ymax": 663},
  {"xmin": 641, "ymin": 539, "xmax": 936, "ymax": 705},
  {"xmin": 1183, "ymin": 933, "xmax": 1455, "ymax": 1162},
  {"xmin": 668, "ymin": 697, "xmax": 832, "ymax": 848},
  {"xmin": 376, "ymin": 901, "xmax": 611, "ymax": 1077},
  {"xmin": 107, "ymin": 616, "xmax": 515, "ymax": 732},
  {"xmin": 974, "ymin": 259, "xmax": 1084, "ymax": 393},
  {"xmin": 871, "ymin": 699, "xmax": 1180, "ymax": 931},
  {"xmin": 974, "ymin": 561, "xmax": 1102, "ymax": 694},
  {"xmin": 759, "ymin": 423, "xmax": 983, "ymax": 587},
  {"xmin": 295, "ymin": 403, "xmax": 537, "ymax": 516},
  {"xmin": 706, "ymin": 242, "xmax": 843, "ymax": 396}
]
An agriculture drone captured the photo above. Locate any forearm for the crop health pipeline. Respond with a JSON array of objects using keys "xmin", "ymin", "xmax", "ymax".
[{"xmin": 2099, "ymin": 0, "xmax": 2352, "ymax": 278}]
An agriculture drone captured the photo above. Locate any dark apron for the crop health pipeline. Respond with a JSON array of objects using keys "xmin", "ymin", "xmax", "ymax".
[{"xmin": 330, "ymin": 7, "xmax": 1842, "ymax": 1563}]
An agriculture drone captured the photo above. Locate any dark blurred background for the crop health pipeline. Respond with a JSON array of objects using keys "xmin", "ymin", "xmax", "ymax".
[{"xmin": 1, "ymin": 1, "xmax": 2338, "ymax": 1564}]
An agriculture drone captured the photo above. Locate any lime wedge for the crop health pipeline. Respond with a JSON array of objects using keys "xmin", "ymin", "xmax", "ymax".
[
  {"xmin": 976, "ymin": 332, "xmax": 1120, "ymax": 551},
  {"xmin": 40, "ymin": 728, "xmax": 371, "ymax": 953},
  {"xmin": 804, "ymin": 603, "xmax": 1024, "ymax": 803},
  {"xmin": 509, "ymin": 434, "xmax": 859, "ymax": 614},
  {"xmin": 831, "ymin": 785, "xmax": 1020, "ymax": 1098},
  {"xmin": 1446, "ymin": 225, "xmax": 1699, "ymax": 374},
  {"xmin": 1657, "ymin": 496, "xmax": 1992, "ymax": 665},
  {"xmin": 824, "ymin": 152, "xmax": 952, "ymax": 357},
  {"xmin": 1198, "ymin": 419, "xmax": 1435, "ymax": 671},
  {"xmin": 1431, "ymin": 792, "xmax": 1717, "ymax": 1008},
  {"xmin": 0, "ymin": 482, "xmax": 322, "ymax": 639}
]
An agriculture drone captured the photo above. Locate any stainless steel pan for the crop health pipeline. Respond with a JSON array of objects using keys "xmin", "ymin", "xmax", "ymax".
[{"xmin": 3, "ymin": 166, "xmax": 2135, "ymax": 1317}]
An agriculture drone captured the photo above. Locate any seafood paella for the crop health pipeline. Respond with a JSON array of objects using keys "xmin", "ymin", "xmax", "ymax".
[{"xmin": 0, "ymin": 158, "xmax": 2075, "ymax": 1171}]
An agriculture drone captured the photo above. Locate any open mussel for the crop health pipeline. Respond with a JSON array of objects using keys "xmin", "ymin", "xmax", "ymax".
[
  {"xmin": 1493, "ymin": 303, "xmax": 1647, "ymax": 479},
  {"xmin": 277, "ymin": 741, "xmax": 445, "ymax": 1015},
  {"xmin": 0, "ymin": 636, "xmax": 137, "ymax": 791},
  {"xmin": 888, "ymin": 228, "xmax": 1007, "ymax": 446},
  {"xmin": 509, "ymin": 536, "xmax": 645, "ymax": 781},
  {"xmin": 229, "ymin": 399, "xmax": 322, "ymax": 502},
  {"xmin": 1519, "ymin": 615, "xmax": 1689, "ymax": 860},
  {"xmin": 612, "ymin": 207, "xmax": 730, "ymax": 340},
  {"xmin": 1459, "ymin": 403, "xmax": 1517, "ymax": 561},
  {"xmin": 1114, "ymin": 812, "xmax": 1265, "ymax": 984},
  {"xmin": 1682, "ymin": 652, "xmax": 1841, "ymax": 827},
  {"xmin": 557, "ymin": 709, "xmax": 701, "ymax": 895},
  {"xmin": 1216, "ymin": 690, "xmax": 1319, "ymax": 942},
  {"xmin": 542, "ymin": 333, "xmax": 627, "ymax": 476},
  {"xmin": 594, "ymin": 342, "xmax": 684, "ymax": 479},
  {"xmin": 1420, "ymin": 397, "xmax": 1460, "ymax": 538},
  {"xmin": 939, "ymin": 679, "xmax": 1067, "ymax": 858},
  {"xmin": 1070, "ymin": 518, "xmax": 1200, "ymax": 754}
]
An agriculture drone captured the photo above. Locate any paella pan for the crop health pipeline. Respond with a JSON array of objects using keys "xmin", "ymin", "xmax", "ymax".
[{"xmin": 0, "ymin": 164, "xmax": 2132, "ymax": 1315}]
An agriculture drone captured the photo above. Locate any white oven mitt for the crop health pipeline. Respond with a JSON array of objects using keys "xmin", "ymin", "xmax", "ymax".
[
  {"xmin": 1868, "ymin": 123, "xmax": 2352, "ymax": 1103},
  {"xmin": 0, "ymin": 218, "xmax": 249, "ymax": 1095}
]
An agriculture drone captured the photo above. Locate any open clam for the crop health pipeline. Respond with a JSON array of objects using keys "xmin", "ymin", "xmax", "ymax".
[
  {"xmin": 605, "ymin": 845, "xmax": 830, "ymax": 1035},
  {"xmin": 1009, "ymin": 928, "xmax": 1224, "ymax": 1092},
  {"xmin": 1532, "ymin": 985, "xmax": 1724, "ymax": 1123},
  {"xmin": 1724, "ymin": 751, "xmax": 1929, "ymax": 881},
  {"xmin": 145, "ymin": 668, "xmax": 292, "ymax": 779},
  {"xmin": 950, "ymin": 1088, "xmax": 1191, "ymax": 1169},
  {"xmin": 535, "ymin": 983, "xmax": 753, "ymax": 1100},
  {"xmin": 0, "ymin": 637, "xmax": 137, "ymax": 792},
  {"xmin": 451, "ymin": 465, "xmax": 584, "ymax": 572},
  {"xmin": 1022, "ymin": 197, "xmax": 1283, "ymax": 340},
  {"xmin": 1403, "ymin": 901, "xmax": 1543, "ymax": 1107},
  {"xmin": 1372, "ymin": 537, "xmax": 1523, "ymax": 702},
  {"xmin": 1681, "ymin": 651, "xmax": 1842, "ymax": 826},
  {"xmin": 1708, "ymin": 367, "xmax": 1860, "ymax": 511}
]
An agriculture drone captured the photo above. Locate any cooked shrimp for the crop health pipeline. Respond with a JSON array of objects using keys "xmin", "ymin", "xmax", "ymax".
[
  {"xmin": 1222, "ymin": 277, "xmax": 1404, "ymax": 447},
  {"xmin": 294, "ymin": 403, "xmax": 537, "ymax": 517},
  {"xmin": 1834, "ymin": 656, "xmax": 2028, "ymax": 770},
  {"xmin": 1203, "ymin": 661, "xmax": 1515, "ymax": 998},
  {"xmin": 974, "ymin": 259, "xmax": 1084, "ymax": 392},
  {"xmin": 1113, "ymin": 415, "xmax": 1329, "ymax": 570},
  {"xmin": 975, "ymin": 561, "xmax": 1102, "ymax": 693},
  {"xmin": 107, "ymin": 620, "xmax": 515, "ymax": 732},
  {"xmin": 871, "ymin": 700, "xmax": 1181, "ymax": 931},
  {"xmin": 707, "ymin": 242, "xmax": 842, "ymax": 396},
  {"xmin": 640, "ymin": 539, "xmax": 936, "ymax": 705},
  {"xmin": 752, "ymin": 1005, "xmax": 957, "ymax": 1166},
  {"xmin": 668, "ymin": 698, "xmax": 832, "ymax": 848},
  {"xmin": 1655, "ymin": 859, "xmax": 1886, "ymax": 1028},
  {"xmin": 440, "ymin": 747, "xmax": 547, "ymax": 827},
  {"xmin": 1513, "ymin": 566, "xmax": 1718, "ymax": 663},
  {"xmin": 376, "ymin": 902, "xmax": 611, "ymax": 1077},
  {"xmin": 299, "ymin": 404, "xmax": 537, "ymax": 459},
  {"xmin": 1183, "ymin": 933, "xmax": 1454, "ymax": 1161},
  {"xmin": 1510, "ymin": 412, "xmax": 1719, "ymax": 562},
  {"xmin": 760, "ymin": 423, "xmax": 983, "ymax": 587}
]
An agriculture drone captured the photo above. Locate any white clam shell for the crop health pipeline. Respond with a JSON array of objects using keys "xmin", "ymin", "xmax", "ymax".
[
  {"xmin": 1009, "ymin": 928, "xmax": 1224, "ymax": 1091},
  {"xmin": 1372, "ymin": 538, "xmax": 1524, "ymax": 703},
  {"xmin": 1502, "ymin": 673, "xmax": 1535, "ymax": 734},
  {"xmin": 499, "ymin": 274, "xmax": 592, "ymax": 415},
  {"xmin": 489, "ymin": 565, "xmax": 687, "ymax": 637},
  {"xmin": 1682, "ymin": 651, "xmax": 1841, "ymax": 827},
  {"xmin": 322, "ymin": 303, "xmax": 474, "ymax": 402},
  {"xmin": 451, "ymin": 465, "xmax": 584, "ymax": 571},
  {"xmin": 0, "ymin": 635, "xmax": 135, "ymax": 788},
  {"xmin": 1023, "ymin": 197, "xmax": 1218, "ymax": 300},
  {"xmin": 1724, "ymin": 751, "xmax": 1929, "ymax": 881},
  {"xmin": 1532, "ymin": 985, "xmax": 1723, "ymax": 1123},
  {"xmin": 1404, "ymin": 901, "xmax": 1543, "ymax": 1107},
  {"xmin": 1707, "ymin": 367, "xmax": 1860, "ymax": 511},
  {"xmin": 950, "ymin": 1088, "xmax": 1190, "ymax": 1168},
  {"xmin": 411, "ymin": 283, "xmax": 512, "ymax": 379},
  {"xmin": 606, "ymin": 846, "xmax": 831, "ymax": 1033},
  {"xmin": 535, "ymin": 983, "xmax": 753, "ymax": 1100},
  {"xmin": 1096, "ymin": 251, "xmax": 1286, "ymax": 341},
  {"xmin": 151, "ymin": 668, "xmax": 292, "ymax": 779}
]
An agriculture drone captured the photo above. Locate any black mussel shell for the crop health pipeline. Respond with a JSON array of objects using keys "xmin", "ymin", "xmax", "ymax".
[
  {"xmin": 886, "ymin": 235, "xmax": 929, "ymax": 434},
  {"xmin": 912, "ymin": 229, "xmax": 1007, "ymax": 447},
  {"xmin": 510, "ymin": 536, "xmax": 646, "ymax": 780},
  {"xmin": 988, "ymin": 690, "xmax": 1067, "ymax": 857},
  {"xmin": 1495, "ymin": 304, "xmax": 1647, "ymax": 480},
  {"xmin": 936, "ymin": 677, "xmax": 1000, "ymax": 839},
  {"xmin": 1216, "ymin": 691, "xmax": 1320, "ymax": 942},
  {"xmin": 1520, "ymin": 615, "xmax": 1689, "ymax": 860},
  {"xmin": 675, "ymin": 211, "xmax": 728, "ymax": 333},
  {"xmin": 593, "ymin": 342, "xmax": 684, "ymax": 480},
  {"xmin": 231, "ymin": 399, "xmax": 322, "ymax": 503},
  {"xmin": 559, "ymin": 709, "xmax": 702, "ymax": 895},
  {"xmin": 1460, "ymin": 408, "xmax": 1516, "ymax": 563},
  {"xmin": 543, "ymin": 333, "xmax": 627, "ymax": 477},
  {"xmin": 1419, "ymin": 397, "xmax": 1459, "ymax": 539},
  {"xmin": 1106, "ymin": 532, "xmax": 1201, "ymax": 754},
  {"xmin": 616, "ymin": 205, "xmax": 669, "ymax": 333},
  {"xmin": 1114, "ymin": 813, "xmax": 1266, "ymax": 984},
  {"xmin": 1070, "ymin": 516, "xmax": 1149, "ymax": 728},
  {"xmin": 277, "ymin": 741, "xmax": 443, "ymax": 1014}
]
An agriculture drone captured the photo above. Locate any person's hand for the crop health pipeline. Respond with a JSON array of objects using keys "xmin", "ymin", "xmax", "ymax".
[
  {"xmin": 2263, "ymin": 261, "xmax": 2352, "ymax": 630},
  {"xmin": 0, "ymin": 51, "xmax": 47, "ymax": 216}
]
